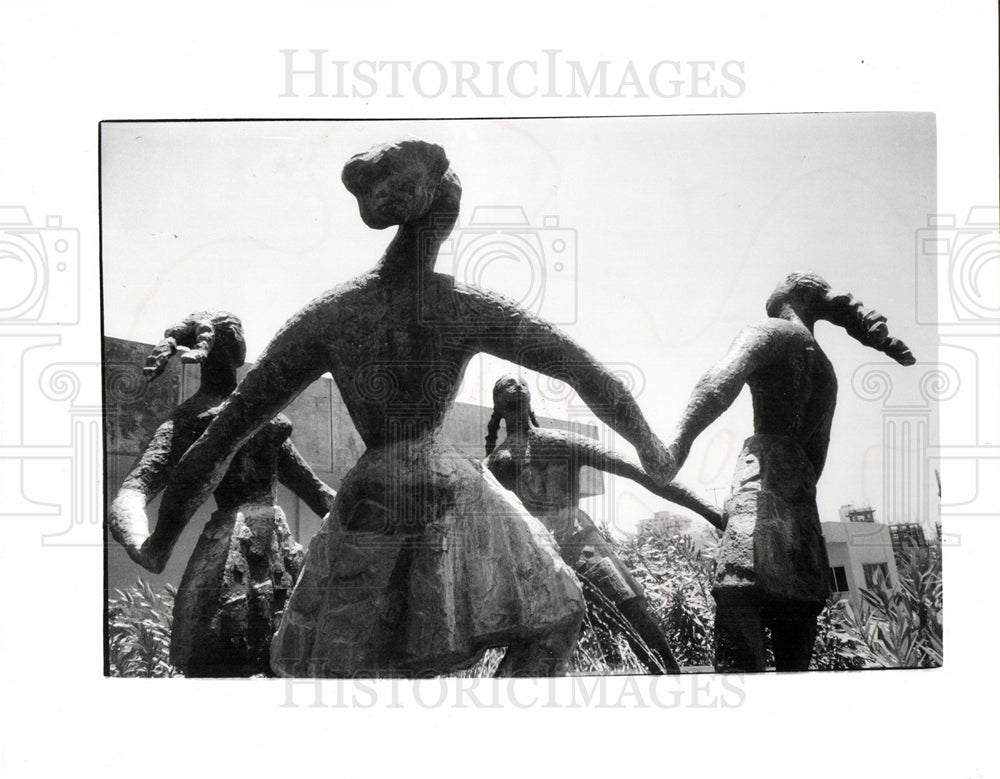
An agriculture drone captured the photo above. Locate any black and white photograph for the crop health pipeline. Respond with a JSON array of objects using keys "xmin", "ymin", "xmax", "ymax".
[
  {"xmin": 0, "ymin": 2, "xmax": 997, "ymax": 777},
  {"xmin": 101, "ymin": 115, "xmax": 939, "ymax": 678}
]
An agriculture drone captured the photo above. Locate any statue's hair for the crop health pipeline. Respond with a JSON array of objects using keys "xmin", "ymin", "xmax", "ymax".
[
  {"xmin": 484, "ymin": 409, "xmax": 504, "ymax": 456},
  {"xmin": 144, "ymin": 310, "xmax": 246, "ymax": 382},
  {"xmin": 769, "ymin": 272, "xmax": 915, "ymax": 365},
  {"xmin": 341, "ymin": 137, "xmax": 462, "ymax": 235},
  {"xmin": 485, "ymin": 375, "xmax": 539, "ymax": 455},
  {"xmin": 341, "ymin": 137, "xmax": 451, "ymax": 196}
]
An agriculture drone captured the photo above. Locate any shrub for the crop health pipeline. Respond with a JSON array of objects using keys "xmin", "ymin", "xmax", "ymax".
[
  {"xmin": 840, "ymin": 546, "xmax": 943, "ymax": 669},
  {"xmin": 108, "ymin": 537, "xmax": 943, "ymax": 676},
  {"xmin": 615, "ymin": 533, "xmax": 717, "ymax": 667},
  {"xmin": 809, "ymin": 596, "xmax": 877, "ymax": 670},
  {"xmin": 107, "ymin": 578, "xmax": 180, "ymax": 678},
  {"xmin": 569, "ymin": 577, "xmax": 653, "ymax": 674}
]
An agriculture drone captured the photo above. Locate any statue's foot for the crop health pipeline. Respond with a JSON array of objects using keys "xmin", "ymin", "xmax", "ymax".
[{"xmin": 119, "ymin": 537, "xmax": 147, "ymax": 567}]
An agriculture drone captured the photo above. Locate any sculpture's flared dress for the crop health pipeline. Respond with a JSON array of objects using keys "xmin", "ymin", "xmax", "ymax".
[
  {"xmin": 271, "ymin": 432, "xmax": 586, "ymax": 677},
  {"xmin": 170, "ymin": 419, "xmax": 305, "ymax": 677}
]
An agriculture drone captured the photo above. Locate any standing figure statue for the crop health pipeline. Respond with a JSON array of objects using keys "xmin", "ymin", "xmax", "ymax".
[
  {"xmin": 484, "ymin": 374, "xmax": 724, "ymax": 673},
  {"xmin": 108, "ymin": 311, "xmax": 336, "ymax": 676},
  {"xmin": 146, "ymin": 138, "xmax": 676, "ymax": 678},
  {"xmin": 663, "ymin": 273, "xmax": 915, "ymax": 672}
]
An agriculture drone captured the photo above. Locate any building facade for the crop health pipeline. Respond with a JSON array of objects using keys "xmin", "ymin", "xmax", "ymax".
[{"xmin": 822, "ymin": 507, "xmax": 900, "ymax": 609}]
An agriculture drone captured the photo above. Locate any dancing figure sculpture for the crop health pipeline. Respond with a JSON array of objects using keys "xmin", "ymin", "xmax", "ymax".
[
  {"xmin": 484, "ymin": 374, "xmax": 724, "ymax": 673},
  {"xmin": 146, "ymin": 138, "xmax": 676, "ymax": 677},
  {"xmin": 663, "ymin": 273, "xmax": 915, "ymax": 672},
  {"xmin": 108, "ymin": 311, "xmax": 336, "ymax": 676}
]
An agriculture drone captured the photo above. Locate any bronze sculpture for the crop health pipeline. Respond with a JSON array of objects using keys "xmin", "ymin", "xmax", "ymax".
[
  {"xmin": 484, "ymin": 374, "xmax": 724, "ymax": 673},
  {"xmin": 145, "ymin": 138, "xmax": 676, "ymax": 677},
  {"xmin": 108, "ymin": 311, "xmax": 336, "ymax": 676},
  {"xmin": 663, "ymin": 272, "xmax": 915, "ymax": 671}
]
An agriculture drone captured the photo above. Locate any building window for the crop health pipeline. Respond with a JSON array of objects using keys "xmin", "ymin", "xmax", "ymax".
[
  {"xmin": 863, "ymin": 562, "xmax": 891, "ymax": 589},
  {"xmin": 828, "ymin": 566, "xmax": 849, "ymax": 593}
]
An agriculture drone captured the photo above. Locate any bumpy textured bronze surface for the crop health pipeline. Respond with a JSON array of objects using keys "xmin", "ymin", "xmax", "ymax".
[
  {"xmin": 666, "ymin": 272, "xmax": 915, "ymax": 672},
  {"xmin": 108, "ymin": 311, "xmax": 335, "ymax": 676},
  {"xmin": 154, "ymin": 139, "xmax": 676, "ymax": 677},
  {"xmin": 484, "ymin": 374, "xmax": 723, "ymax": 673}
]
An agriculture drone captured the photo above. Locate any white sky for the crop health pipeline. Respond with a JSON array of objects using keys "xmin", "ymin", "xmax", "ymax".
[{"xmin": 101, "ymin": 115, "xmax": 938, "ymax": 534}]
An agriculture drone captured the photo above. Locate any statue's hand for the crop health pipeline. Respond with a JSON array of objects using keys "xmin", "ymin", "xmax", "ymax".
[
  {"xmin": 638, "ymin": 439, "xmax": 679, "ymax": 489},
  {"xmin": 322, "ymin": 489, "xmax": 338, "ymax": 516}
]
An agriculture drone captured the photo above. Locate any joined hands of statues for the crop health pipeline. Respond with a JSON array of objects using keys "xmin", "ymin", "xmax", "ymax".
[{"xmin": 638, "ymin": 438, "xmax": 679, "ymax": 489}]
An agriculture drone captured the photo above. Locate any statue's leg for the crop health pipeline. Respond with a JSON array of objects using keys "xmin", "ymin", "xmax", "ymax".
[
  {"xmin": 769, "ymin": 609, "xmax": 819, "ymax": 672},
  {"xmin": 618, "ymin": 599, "xmax": 681, "ymax": 674},
  {"xmin": 713, "ymin": 591, "xmax": 766, "ymax": 672},
  {"xmin": 566, "ymin": 522, "xmax": 680, "ymax": 674}
]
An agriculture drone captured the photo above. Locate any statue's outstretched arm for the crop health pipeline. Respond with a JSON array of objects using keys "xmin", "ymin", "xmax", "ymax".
[
  {"xmin": 459, "ymin": 286, "xmax": 675, "ymax": 485},
  {"xmin": 147, "ymin": 313, "xmax": 329, "ymax": 572},
  {"xmin": 108, "ymin": 419, "xmax": 176, "ymax": 566},
  {"xmin": 568, "ymin": 434, "xmax": 725, "ymax": 530},
  {"xmin": 668, "ymin": 323, "xmax": 782, "ymax": 471},
  {"xmin": 277, "ymin": 440, "xmax": 337, "ymax": 518}
]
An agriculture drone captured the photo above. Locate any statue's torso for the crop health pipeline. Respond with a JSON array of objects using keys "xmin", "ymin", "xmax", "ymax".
[
  {"xmin": 747, "ymin": 321, "xmax": 837, "ymax": 474},
  {"xmin": 487, "ymin": 430, "xmax": 581, "ymax": 515},
  {"xmin": 321, "ymin": 273, "xmax": 474, "ymax": 447},
  {"xmin": 214, "ymin": 416, "xmax": 292, "ymax": 510}
]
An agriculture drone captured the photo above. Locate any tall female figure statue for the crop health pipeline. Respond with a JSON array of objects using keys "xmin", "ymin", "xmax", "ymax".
[
  {"xmin": 484, "ymin": 374, "xmax": 724, "ymax": 673},
  {"xmin": 663, "ymin": 273, "xmax": 915, "ymax": 672},
  {"xmin": 108, "ymin": 311, "xmax": 336, "ymax": 676},
  {"xmin": 142, "ymin": 138, "xmax": 676, "ymax": 677}
]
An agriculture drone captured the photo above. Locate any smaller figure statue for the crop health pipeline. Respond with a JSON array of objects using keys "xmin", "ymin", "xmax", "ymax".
[
  {"xmin": 663, "ymin": 273, "xmax": 915, "ymax": 672},
  {"xmin": 484, "ymin": 374, "xmax": 724, "ymax": 674},
  {"xmin": 108, "ymin": 311, "xmax": 336, "ymax": 677}
]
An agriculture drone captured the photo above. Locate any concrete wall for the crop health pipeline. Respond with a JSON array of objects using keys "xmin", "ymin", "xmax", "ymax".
[{"xmin": 104, "ymin": 336, "xmax": 602, "ymax": 593}]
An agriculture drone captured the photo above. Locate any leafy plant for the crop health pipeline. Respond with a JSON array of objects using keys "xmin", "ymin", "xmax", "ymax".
[
  {"xmin": 107, "ymin": 578, "xmax": 180, "ymax": 677},
  {"xmin": 841, "ymin": 546, "xmax": 943, "ymax": 668},
  {"xmin": 110, "ymin": 534, "xmax": 942, "ymax": 677},
  {"xmin": 569, "ymin": 576, "xmax": 655, "ymax": 674},
  {"xmin": 809, "ymin": 596, "xmax": 877, "ymax": 670},
  {"xmin": 615, "ymin": 533, "xmax": 718, "ymax": 667}
]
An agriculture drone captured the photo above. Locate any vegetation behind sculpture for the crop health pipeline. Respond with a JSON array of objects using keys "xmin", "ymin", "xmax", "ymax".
[{"xmin": 109, "ymin": 536, "xmax": 942, "ymax": 676}]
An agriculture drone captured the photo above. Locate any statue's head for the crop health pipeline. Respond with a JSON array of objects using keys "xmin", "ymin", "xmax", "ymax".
[
  {"xmin": 342, "ymin": 138, "xmax": 461, "ymax": 229},
  {"xmin": 492, "ymin": 373, "xmax": 533, "ymax": 415},
  {"xmin": 485, "ymin": 374, "xmax": 538, "ymax": 455},
  {"xmin": 143, "ymin": 310, "xmax": 247, "ymax": 382},
  {"xmin": 764, "ymin": 271, "xmax": 832, "ymax": 320},
  {"xmin": 765, "ymin": 272, "xmax": 915, "ymax": 366}
]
